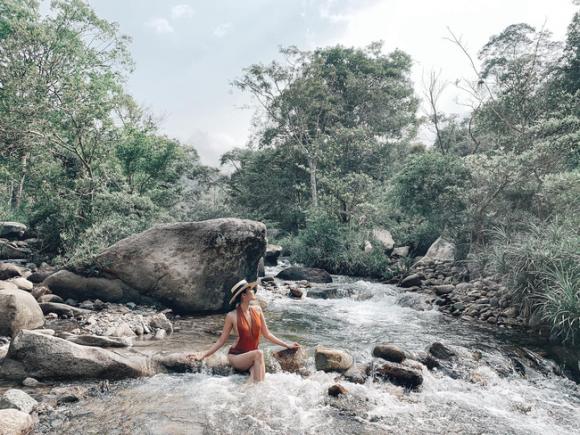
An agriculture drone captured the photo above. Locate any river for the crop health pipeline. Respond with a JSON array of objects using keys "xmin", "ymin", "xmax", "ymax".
[{"xmin": 43, "ymin": 266, "xmax": 580, "ymax": 435}]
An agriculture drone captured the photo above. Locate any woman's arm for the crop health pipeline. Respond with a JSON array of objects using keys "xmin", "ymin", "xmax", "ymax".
[
  {"xmin": 258, "ymin": 308, "xmax": 299, "ymax": 349},
  {"xmin": 190, "ymin": 313, "xmax": 233, "ymax": 360}
]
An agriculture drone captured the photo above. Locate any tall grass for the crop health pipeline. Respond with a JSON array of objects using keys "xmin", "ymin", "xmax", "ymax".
[{"xmin": 481, "ymin": 218, "xmax": 580, "ymax": 344}]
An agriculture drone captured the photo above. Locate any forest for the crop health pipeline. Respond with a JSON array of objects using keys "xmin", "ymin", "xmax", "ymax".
[{"xmin": 1, "ymin": 0, "xmax": 578, "ymax": 344}]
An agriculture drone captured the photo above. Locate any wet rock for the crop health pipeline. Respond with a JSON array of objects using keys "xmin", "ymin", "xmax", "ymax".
[
  {"xmin": 315, "ymin": 345, "xmax": 353, "ymax": 373},
  {"xmin": 0, "ymin": 263, "xmax": 23, "ymax": 280},
  {"xmin": 104, "ymin": 322, "xmax": 136, "ymax": 338},
  {"xmin": 257, "ymin": 257, "xmax": 265, "ymax": 277},
  {"xmin": 395, "ymin": 293, "xmax": 431, "ymax": 311},
  {"xmin": 277, "ymin": 266, "xmax": 332, "ymax": 283},
  {"xmin": 272, "ymin": 347, "xmax": 307, "ymax": 373},
  {"xmin": 0, "ymin": 330, "xmax": 150, "ymax": 381},
  {"xmin": 306, "ymin": 287, "xmax": 341, "ymax": 299},
  {"xmin": 428, "ymin": 342, "xmax": 456, "ymax": 360},
  {"xmin": 39, "ymin": 302, "xmax": 91, "ymax": 318},
  {"xmin": 0, "ymin": 409, "xmax": 35, "ymax": 434},
  {"xmin": 91, "ymin": 219, "xmax": 266, "ymax": 314},
  {"xmin": 260, "ymin": 276, "xmax": 275, "ymax": 283},
  {"xmin": 264, "ymin": 244, "xmax": 283, "ymax": 266},
  {"xmin": 373, "ymin": 344, "xmax": 407, "ymax": 363},
  {"xmin": 60, "ymin": 333, "xmax": 131, "ymax": 348},
  {"xmin": 0, "ymin": 288, "xmax": 44, "ymax": 336},
  {"xmin": 289, "ymin": 287, "xmax": 304, "ymax": 298},
  {"xmin": 400, "ymin": 273, "xmax": 424, "ymax": 288},
  {"xmin": 148, "ymin": 313, "xmax": 173, "ymax": 334},
  {"xmin": 328, "ymin": 384, "xmax": 348, "ymax": 397},
  {"xmin": 8, "ymin": 277, "xmax": 33, "ymax": 291},
  {"xmin": 374, "ymin": 361, "xmax": 423, "ymax": 389},
  {"xmin": 56, "ymin": 394, "xmax": 80, "ymax": 405},
  {"xmin": 343, "ymin": 363, "xmax": 370, "ymax": 384},
  {"xmin": 0, "ymin": 389, "xmax": 38, "ymax": 414},
  {"xmin": 154, "ymin": 329, "xmax": 167, "ymax": 340}
]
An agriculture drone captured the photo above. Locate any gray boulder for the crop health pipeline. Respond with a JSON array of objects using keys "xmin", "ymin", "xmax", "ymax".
[
  {"xmin": 92, "ymin": 219, "xmax": 266, "ymax": 314},
  {"xmin": 315, "ymin": 345, "xmax": 353, "ymax": 373},
  {"xmin": 421, "ymin": 237, "xmax": 456, "ymax": 263},
  {"xmin": 0, "ymin": 289, "xmax": 44, "ymax": 337},
  {"xmin": 0, "ymin": 409, "xmax": 35, "ymax": 435},
  {"xmin": 0, "ymin": 222, "xmax": 27, "ymax": 239},
  {"xmin": 0, "ymin": 389, "xmax": 38, "ymax": 414},
  {"xmin": 0, "ymin": 240, "xmax": 30, "ymax": 260},
  {"xmin": 277, "ymin": 267, "xmax": 332, "ymax": 283},
  {"xmin": 0, "ymin": 330, "xmax": 150, "ymax": 381},
  {"xmin": 372, "ymin": 229, "xmax": 395, "ymax": 251},
  {"xmin": 44, "ymin": 270, "xmax": 126, "ymax": 302}
]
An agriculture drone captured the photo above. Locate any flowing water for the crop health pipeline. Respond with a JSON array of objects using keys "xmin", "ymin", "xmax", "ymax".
[{"xmin": 44, "ymin": 268, "xmax": 580, "ymax": 435}]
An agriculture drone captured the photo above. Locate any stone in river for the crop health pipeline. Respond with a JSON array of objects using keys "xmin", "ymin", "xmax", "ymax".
[
  {"xmin": 373, "ymin": 344, "xmax": 407, "ymax": 363},
  {"xmin": 272, "ymin": 347, "xmax": 307, "ymax": 373},
  {"xmin": 373, "ymin": 361, "xmax": 423, "ymax": 389},
  {"xmin": 315, "ymin": 345, "xmax": 353, "ymax": 373},
  {"xmin": 328, "ymin": 384, "xmax": 348, "ymax": 397}
]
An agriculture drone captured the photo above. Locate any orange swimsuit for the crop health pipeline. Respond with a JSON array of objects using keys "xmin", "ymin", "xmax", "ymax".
[{"xmin": 228, "ymin": 306, "xmax": 262, "ymax": 355}]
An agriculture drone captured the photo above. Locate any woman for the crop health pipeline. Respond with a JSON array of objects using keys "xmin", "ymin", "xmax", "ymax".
[{"xmin": 188, "ymin": 279, "xmax": 300, "ymax": 382}]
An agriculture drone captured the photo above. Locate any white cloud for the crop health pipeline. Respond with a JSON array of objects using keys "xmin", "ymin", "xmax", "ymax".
[
  {"xmin": 187, "ymin": 130, "xmax": 238, "ymax": 167},
  {"xmin": 171, "ymin": 4, "xmax": 194, "ymax": 20},
  {"xmin": 213, "ymin": 23, "xmax": 233, "ymax": 38},
  {"xmin": 145, "ymin": 17, "xmax": 174, "ymax": 34}
]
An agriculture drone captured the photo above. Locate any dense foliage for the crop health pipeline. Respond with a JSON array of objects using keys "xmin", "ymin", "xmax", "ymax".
[{"xmin": 0, "ymin": 0, "xmax": 219, "ymax": 265}]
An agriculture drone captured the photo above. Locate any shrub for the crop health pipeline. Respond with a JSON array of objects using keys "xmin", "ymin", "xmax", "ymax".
[{"xmin": 288, "ymin": 210, "xmax": 395, "ymax": 279}]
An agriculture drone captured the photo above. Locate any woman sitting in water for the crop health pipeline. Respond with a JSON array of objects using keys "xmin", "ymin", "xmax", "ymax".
[{"xmin": 188, "ymin": 279, "xmax": 300, "ymax": 382}]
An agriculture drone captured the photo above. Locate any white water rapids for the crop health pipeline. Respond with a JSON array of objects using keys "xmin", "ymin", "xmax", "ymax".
[{"xmin": 44, "ymin": 271, "xmax": 580, "ymax": 435}]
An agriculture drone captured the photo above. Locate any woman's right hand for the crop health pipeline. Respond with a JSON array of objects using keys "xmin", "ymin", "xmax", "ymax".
[{"xmin": 187, "ymin": 352, "xmax": 204, "ymax": 362}]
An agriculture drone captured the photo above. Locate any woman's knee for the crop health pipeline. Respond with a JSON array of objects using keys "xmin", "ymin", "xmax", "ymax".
[{"xmin": 253, "ymin": 349, "xmax": 264, "ymax": 360}]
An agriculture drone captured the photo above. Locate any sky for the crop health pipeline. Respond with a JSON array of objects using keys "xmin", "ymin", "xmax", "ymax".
[{"xmin": 85, "ymin": 0, "xmax": 578, "ymax": 167}]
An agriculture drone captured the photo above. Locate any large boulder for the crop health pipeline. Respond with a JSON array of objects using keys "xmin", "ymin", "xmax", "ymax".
[
  {"xmin": 0, "ymin": 330, "xmax": 151, "ymax": 381},
  {"xmin": 421, "ymin": 237, "xmax": 455, "ymax": 263},
  {"xmin": 44, "ymin": 270, "xmax": 126, "ymax": 302},
  {"xmin": 0, "ymin": 409, "xmax": 35, "ymax": 434},
  {"xmin": 372, "ymin": 229, "xmax": 395, "ymax": 251},
  {"xmin": 264, "ymin": 244, "xmax": 283, "ymax": 266},
  {"xmin": 0, "ymin": 289, "xmax": 44, "ymax": 337},
  {"xmin": 276, "ymin": 267, "xmax": 332, "ymax": 283},
  {"xmin": 315, "ymin": 345, "xmax": 353, "ymax": 373},
  {"xmin": 0, "ymin": 240, "xmax": 30, "ymax": 260},
  {"xmin": 0, "ymin": 222, "xmax": 27, "ymax": 239},
  {"xmin": 91, "ymin": 219, "xmax": 266, "ymax": 314}
]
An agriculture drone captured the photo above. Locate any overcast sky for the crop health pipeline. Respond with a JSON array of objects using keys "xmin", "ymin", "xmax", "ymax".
[{"xmin": 86, "ymin": 0, "xmax": 578, "ymax": 166}]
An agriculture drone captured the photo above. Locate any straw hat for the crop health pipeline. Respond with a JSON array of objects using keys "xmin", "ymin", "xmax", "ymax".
[{"xmin": 229, "ymin": 279, "xmax": 258, "ymax": 305}]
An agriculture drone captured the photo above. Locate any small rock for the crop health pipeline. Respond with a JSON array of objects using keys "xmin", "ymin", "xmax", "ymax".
[
  {"xmin": 272, "ymin": 347, "xmax": 307, "ymax": 373},
  {"xmin": 343, "ymin": 364, "xmax": 370, "ymax": 384},
  {"xmin": 126, "ymin": 302, "xmax": 136, "ymax": 310},
  {"xmin": 22, "ymin": 378, "xmax": 40, "ymax": 387},
  {"xmin": 400, "ymin": 273, "xmax": 424, "ymax": 288},
  {"xmin": 0, "ymin": 389, "xmax": 38, "ymax": 414},
  {"xmin": 38, "ymin": 294, "xmax": 64, "ymax": 304},
  {"xmin": 154, "ymin": 329, "xmax": 167, "ymax": 340},
  {"xmin": 328, "ymin": 384, "xmax": 348, "ymax": 397},
  {"xmin": 56, "ymin": 394, "xmax": 80, "ymax": 405},
  {"xmin": 428, "ymin": 342, "xmax": 456, "ymax": 360},
  {"xmin": 46, "ymin": 313, "xmax": 58, "ymax": 320},
  {"xmin": 0, "ymin": 263, "xmax": 23, "ymax": 280},
  {"xmin": 149, "ymin": 313, "xmax": 173, "ymax": 334},
  {"xmin": 315, "ymin": 345, "xmax": 353, "ymax": 373},
  {"xmin": 373, "ymin": 361, "xmax": 423, "ymax": 389},
  {"xmin": 433, "ymin": 285, "xmax": 455, "ymax": 296},
  {"xmin": 289, "ymin": 287, "xmax": 304, "ymax": 298},
  {"xmin": 373, "ymin": 344, "xmax": 407, "ymax": 363}
]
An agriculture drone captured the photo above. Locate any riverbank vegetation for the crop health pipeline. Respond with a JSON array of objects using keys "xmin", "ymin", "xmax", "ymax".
[{"xmin": 1, "ymin": 1, "xmax": 578, "ymax": 343}]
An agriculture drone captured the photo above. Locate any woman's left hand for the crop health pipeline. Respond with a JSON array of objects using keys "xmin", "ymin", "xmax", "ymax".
[{"xmin": 287, "ymin": 342, "xmax": 300, "ymax": 349}]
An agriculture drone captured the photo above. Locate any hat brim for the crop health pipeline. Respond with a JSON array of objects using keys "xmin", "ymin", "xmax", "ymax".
[{"xmin": 228, "ymin": 280, "xmax": 258, "ymax": 305}]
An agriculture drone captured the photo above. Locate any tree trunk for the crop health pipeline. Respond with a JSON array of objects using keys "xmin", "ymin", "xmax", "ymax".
[
  {"xmin": 308, "ymin": 157, "xmax": 318, "ymax": 208},
  {"xmin": 12, "ymin": 153, "xmax": 28, "ymax": 209}
]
